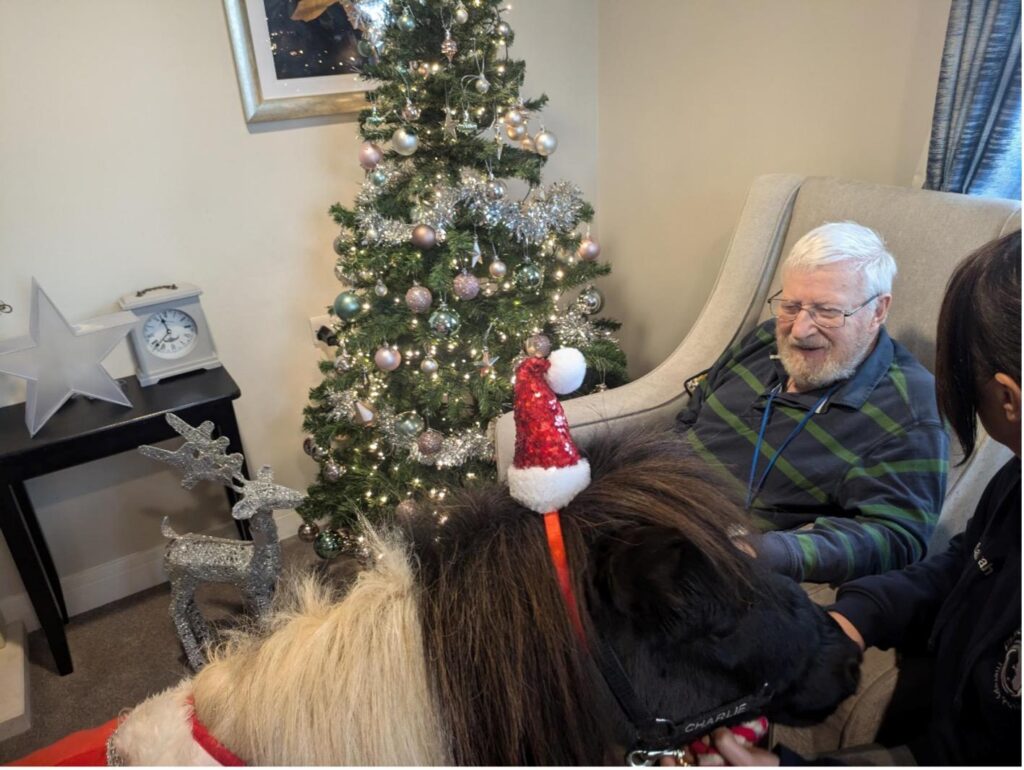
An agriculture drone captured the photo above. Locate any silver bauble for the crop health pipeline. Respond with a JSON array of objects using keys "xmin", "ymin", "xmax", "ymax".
[
  {"xmin": 333, "ymin": 349, "xmax": 354, "ymax": 371},
  {"xmin": 391, "ymin": 126, "xmax": 419, "ymax": 156},
  {"xmin": 474, "ymin": 76, "xmax": 490, "ymax": 94},
  {"xmin": 303, "ymin": 436, "xmax": 317, "ymax": 456},
  {"xmin": 374, "ymin": 346, "xmax": 402, "ymax": 371},
  {"xmin": 417, "ymin": 429, "xmax": 444, "ymax": 455},
  {"xmin": 577, "ymin": 286, "xmax": 604, "ymax": 315},
  {"xmin": 435, "ymin": 227, "xmax": 447, "ymax": 244},
  {"xmin": 489, "ymin": 259, "xmax": 508, "ymax": 278},
  {"xmin": 496, "ymin": 21, "xmax": 511, "ymax": 36},
  {"xmin": 333, "ymin": 235, "xmax": 349, "ymax": 256},
  {"xmin": 534, "ymin": 129, "xmax": 558, "ymax": 156},
  {"xmin": 405, "ymin": 284, "xmax": 433, "ymax": 313},
  {"xmin": 411, "ymin": 223, "xmax": 437, "ymax": 249},
  {"xmin": 397, "ymin": 10, "xmax": 416, "ymax": 31},
  {"xmin": 514, "ymin": 263, "xmax": 544, "ymax": 291},
  {"xmin": 401, "ymin": 101, "xmax": 421, "ymax": 121},
  {"xmin": 323, "ymin": 462, "xmax": 344, "ymax": 482},
  {"xmin": 525, "ymin": 333, "xmax": 552, "ymax": 357},
  {"xmin": 453, "ymin": 272, "xmax": 480, "ymax": 300},
  {"xmin": 577, "ymin": 236, "xmax": 601, "ymax": 261},
  {"xmin": 505, "ymin": 122, "xmax": 527, "ymax": 141},
  {"xmin": 480, "ymin": 279, "xmax": 499, "ymax": 297},
  {"xmin": 369, "ymin": 168, "xmax": 388, "ymax": 186},
  {"xmin": 428, "ymin": 307, "xmax": 461, "ymax": 336},
  {"xmin": 312, "ymin": 445, "xmax": 329, "ymax": 462},
  {"xmin": 358, "ymin": 141, "xmax": 383, "ymax": 170},
  {"xmin": 374, "ymin": 280, "xmax": 389, "ymax": 297},
  {"xmin": 486, "ymin": 178, "xmax": 508, "ymax": 200},
  {"xmin": 395, "ymin": 411, "xmax": 426, "ymax": 439},
  {"xmin": 505, "ymin": 108, "xmax": 524, "ymax": 126},
  {"xmin": 297, "ymin": 522, "xmax": 320, "ymax": 542},
  {"xmin": 453, "ymin": 2, "xmax": 469, "ymax": 24},
  {"xmin": 420, "ymin": 356, "xmax": 439, "ymax": 374}
]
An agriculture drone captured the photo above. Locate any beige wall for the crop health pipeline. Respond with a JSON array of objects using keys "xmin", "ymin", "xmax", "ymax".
[
  {"xmin": 597, "ymin": 0, "xmax": 951, "ymax": 377},
  {"xmin": 0, "ymin": 0, "xmax": 597, "ymax": 625}
]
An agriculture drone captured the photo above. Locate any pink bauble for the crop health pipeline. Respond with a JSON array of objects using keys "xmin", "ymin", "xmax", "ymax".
[
  {"xmin": 411, "ymin": 224, "xmax": 437, "ymax": 249},
  {"xmin": 453, "ymin": 273, "xmax": 480, "ymax": 300},
  {"xmin": 577, "ymin": 236, "xmax": 601, "ymax": 262},
  {"xmin": 358, "ymin": 141, "xmax": 383, "ymax": 170},
  {"xmin": 405, "ymin": 285, "xmax": 433, "ymax": 313},
  {"xmin": 374, "ymin": 346, "xmax": 402, "ymax": 372}
]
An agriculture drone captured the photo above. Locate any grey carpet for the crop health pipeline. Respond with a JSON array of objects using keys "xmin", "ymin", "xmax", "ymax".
[{"xmin": 0, "ymin": 536, "xmax": 329, "ymax": 763}]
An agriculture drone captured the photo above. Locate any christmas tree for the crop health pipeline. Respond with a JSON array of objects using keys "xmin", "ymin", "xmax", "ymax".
[{"xmin": 298, "ymin": 0, "xmax": 627, "ymax": 558}]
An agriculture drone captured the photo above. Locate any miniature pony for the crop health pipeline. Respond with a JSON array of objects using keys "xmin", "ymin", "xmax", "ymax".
[{"xmin": 109, "ymin": 429, "xmax": 860, "ymax": 765}]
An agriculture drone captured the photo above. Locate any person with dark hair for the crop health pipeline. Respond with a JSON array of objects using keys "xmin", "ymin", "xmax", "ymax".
[{"xmin": 692, "ymin": 229, "xmax": 1021, "ymax": 766}]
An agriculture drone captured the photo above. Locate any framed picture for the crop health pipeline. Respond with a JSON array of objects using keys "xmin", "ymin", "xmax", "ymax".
[{"xmin": 223, "ymin": 0, "xmax": 374, "ymax": 123}]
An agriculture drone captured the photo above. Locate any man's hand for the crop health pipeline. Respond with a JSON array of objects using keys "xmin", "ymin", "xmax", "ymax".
[
  {"xmin": 703, "ymin": 728, "xmax": 780, "ymax": 766},
  {"xmin": 828, "ymin": 611, "xmax": 865, "ymax": 651}
]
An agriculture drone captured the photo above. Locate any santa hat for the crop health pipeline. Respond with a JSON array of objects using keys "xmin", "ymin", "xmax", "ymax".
[{"xmin": 507, "ymin": 347, "xmax": 590, "ymax": 514}]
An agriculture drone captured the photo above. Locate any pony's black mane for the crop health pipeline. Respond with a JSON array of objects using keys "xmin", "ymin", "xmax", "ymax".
[{"xmin": 406, "ymin": 428, "xmax": 760, "ymax": 765}]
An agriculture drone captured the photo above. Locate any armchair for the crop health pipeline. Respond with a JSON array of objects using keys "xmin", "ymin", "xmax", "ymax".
[{"xmin": 495, "ymin": 174, "xmax": 1021, "ymax": 752}]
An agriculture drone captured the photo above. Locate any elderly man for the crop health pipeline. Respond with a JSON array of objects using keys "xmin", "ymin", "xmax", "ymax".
[{"xmin": 676, "ymin": 222, "xmax": 948, "ymax": 583}]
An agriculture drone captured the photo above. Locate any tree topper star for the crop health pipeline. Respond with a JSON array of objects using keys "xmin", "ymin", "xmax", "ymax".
[{"xmin": 0, "ymin": 279, "xmax": 137, "ymax": 436}]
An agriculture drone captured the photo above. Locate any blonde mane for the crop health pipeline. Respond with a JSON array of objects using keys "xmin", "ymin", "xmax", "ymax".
[{"xmin": 191, "ymin": 529, "xmax": 450, "ymax": 765}]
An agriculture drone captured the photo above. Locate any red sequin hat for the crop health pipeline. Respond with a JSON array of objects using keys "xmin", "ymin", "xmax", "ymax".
[{"xmin": 508, "ymin": 348, "xmax": 591, "ymax": 514}]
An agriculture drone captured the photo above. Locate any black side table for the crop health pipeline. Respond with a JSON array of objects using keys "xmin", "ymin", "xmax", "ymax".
[{"xmin": 0, "ymin": 366, "xmax": 251, "ymax": 675}]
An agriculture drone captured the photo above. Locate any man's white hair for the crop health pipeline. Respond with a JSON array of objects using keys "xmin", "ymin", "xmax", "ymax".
[{"xmin": 784, "ymin": 222, "xmax": 897, "ymax": 297}]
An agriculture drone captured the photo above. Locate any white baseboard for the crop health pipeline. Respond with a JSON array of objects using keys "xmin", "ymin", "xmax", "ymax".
[{"xmin": 0, "ymin": 510, "xmax": 303, "ymax": 633}]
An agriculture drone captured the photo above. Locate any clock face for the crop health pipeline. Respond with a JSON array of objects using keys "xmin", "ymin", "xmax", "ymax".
[{"xmin": 142, "ymin": 308, "xmax": 198, "ymax": 360}]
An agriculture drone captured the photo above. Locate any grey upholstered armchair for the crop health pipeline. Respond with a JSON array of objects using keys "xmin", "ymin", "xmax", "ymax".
[{"xmin": 494, "ymin": 173, "xmax": 1021, "ymax": 752}]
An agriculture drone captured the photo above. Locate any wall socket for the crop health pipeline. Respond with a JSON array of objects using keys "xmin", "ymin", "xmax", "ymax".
[{"xmin": 308, "ymin": 314, "xmax": 336, "ymax": 351}]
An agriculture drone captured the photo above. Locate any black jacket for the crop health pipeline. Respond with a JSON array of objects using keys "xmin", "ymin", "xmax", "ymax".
[{"xmin": 832, "ymin": 457, "xmax": 1021, "ymax": 765}]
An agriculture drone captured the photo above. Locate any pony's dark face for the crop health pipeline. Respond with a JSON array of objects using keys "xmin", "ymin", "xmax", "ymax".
[{"xmin": 585, "ymin": 526, "xmax": 861, "ymax": 733}]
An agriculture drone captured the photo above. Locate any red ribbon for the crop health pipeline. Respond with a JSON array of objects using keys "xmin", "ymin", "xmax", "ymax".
[{"xmin": 543, "ymin": 510, "xmax": 586, "ymax": 642}]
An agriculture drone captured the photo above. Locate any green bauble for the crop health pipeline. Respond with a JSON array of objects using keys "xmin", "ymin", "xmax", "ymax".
[
  {"xmin": 356, "ymin": 39, "xmax": 374, "ymax": 58},
  {"xmin": 515, "ymin": 263, "xmax": 544, "ymax": 292},
  {"xmin": 313, "ymin": 529, "xmax": 344, "ymax": 559},
  {"xmin": 395, "ymin": 411, "xmax": 425, "ymax": 439},
  {"xmin": 333, "ymin": 291, "xmax": 362, "ymax": 320},
  {"xmin": 428, "ymin": 307, "xmax": 461, "ymax": 336}
]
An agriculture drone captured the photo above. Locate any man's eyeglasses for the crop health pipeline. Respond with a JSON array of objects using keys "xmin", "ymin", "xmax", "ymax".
[{"xmin": 767, "ymin": 290, "xmax": 880, "ymax": 329}]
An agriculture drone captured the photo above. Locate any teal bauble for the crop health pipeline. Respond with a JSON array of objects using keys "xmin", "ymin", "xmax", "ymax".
[
  {"xmin": 333, "ymin": 291, "xmax": 362, "ymax": 320},
  {"xmin": 397, "ymin": 10, "xmax": 416, "ymax": 31},
  {"xmin": 313, "ymin": 529, "xmax": 344, "ymax": 559},
  {"xmin": 428, "ymin": 307, "xmax": 461, "ymax": 336},
  {"xmin": 369, "ymin": 168, "xmax": 388, "ymax": 186},
  {"xmin": 356, "ymin": 39, "xmax": 374, "ymax": 58},
  {"xmin": 515, "ymin": 263, "xmax": 544, "ymax": 292},
  {"xmin": 395, "ymin": 411, "xmax": 426, "ymax": 439}
]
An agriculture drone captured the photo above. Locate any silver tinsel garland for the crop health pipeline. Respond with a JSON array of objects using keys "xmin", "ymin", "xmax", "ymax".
[{"xmin": 352, "ymin": 167, "xmax": 585, "ymax": 248}]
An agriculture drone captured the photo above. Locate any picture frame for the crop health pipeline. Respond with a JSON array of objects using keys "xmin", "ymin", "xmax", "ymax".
[{"xmin": 223, "ymin": 0, "xmax": 372, "ymax": 124}]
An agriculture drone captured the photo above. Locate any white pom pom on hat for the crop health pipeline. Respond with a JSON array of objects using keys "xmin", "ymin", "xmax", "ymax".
[{"xmin": 545, "ymin": 347, "xmax": 587, "ymax": 394}]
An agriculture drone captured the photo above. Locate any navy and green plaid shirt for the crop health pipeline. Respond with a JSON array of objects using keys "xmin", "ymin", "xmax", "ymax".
[{"xmin": 676, "ymin": 319, "xmax": 949, "ymax": 584}]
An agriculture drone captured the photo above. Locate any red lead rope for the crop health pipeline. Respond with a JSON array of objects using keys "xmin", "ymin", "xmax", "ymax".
[{"xmin": 543, "ymin": 510, "xmax": 586, "ymax": 642}]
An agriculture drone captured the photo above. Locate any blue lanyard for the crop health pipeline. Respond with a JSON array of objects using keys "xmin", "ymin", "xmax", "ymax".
[{"xmin": 745, "ymin": 383, "xmax": 838, "ymax": 510}]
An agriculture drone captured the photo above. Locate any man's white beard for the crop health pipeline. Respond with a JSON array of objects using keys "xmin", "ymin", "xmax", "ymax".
[{"xmin": 777, "ymin": 331, "xmax": 875, "ymax": 391}]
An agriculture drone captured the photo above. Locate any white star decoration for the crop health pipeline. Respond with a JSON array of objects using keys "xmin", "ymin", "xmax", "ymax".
[{"xmin": 0, "ymin": 279, "xmax": 137, "ymax": 436}]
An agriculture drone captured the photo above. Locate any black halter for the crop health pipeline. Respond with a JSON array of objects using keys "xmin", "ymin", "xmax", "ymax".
[{"xmin": 590, "ymin": 636, "xmax": 774, "ymax": 766}]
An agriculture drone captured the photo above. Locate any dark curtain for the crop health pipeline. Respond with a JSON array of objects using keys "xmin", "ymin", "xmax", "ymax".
[{"xmin": 925, "ymin": 0, "xmax": 1021, "ymax": 199}]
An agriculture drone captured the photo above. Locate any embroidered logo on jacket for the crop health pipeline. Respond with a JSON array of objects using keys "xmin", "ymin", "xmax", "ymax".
[
  {"xmin": 973, "ymin": 542, "xmax": 995, "ymax": 575},
  {"xmin": 993, "ymin": 629, "xmax": 1021, "ymax": 709}
]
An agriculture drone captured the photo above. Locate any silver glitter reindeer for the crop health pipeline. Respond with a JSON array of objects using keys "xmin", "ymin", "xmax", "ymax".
[{"xmin": 139, "ymin": 413, "xmax": 305, "ymax": 670}]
